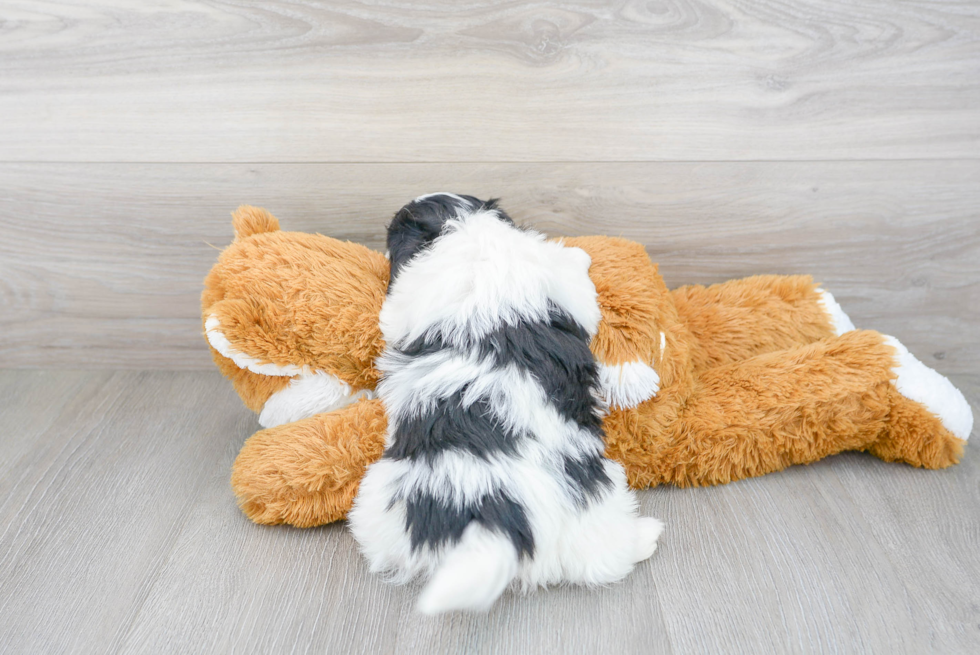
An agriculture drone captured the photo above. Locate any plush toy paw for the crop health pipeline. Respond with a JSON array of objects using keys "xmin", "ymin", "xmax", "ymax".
[
  {"xmin": 231, "ymin": 399, "xmax": 388, "ymax": 527},
  {"xmin": 866, "ymin": 335, "xmax": 972, "ymax": 470},
  {"xmin": 884, "ymin": 336, "xmax": 973, "ymax": 441}
]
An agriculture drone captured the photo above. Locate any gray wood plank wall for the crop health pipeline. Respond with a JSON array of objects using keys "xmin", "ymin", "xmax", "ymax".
[
  {"xmin": 1, "ymin": 1, "xmax": 978, "ymax": 371},
  {"xmin": 1, "ymin": 2, "xmax": 978, "ymax": 653},
  {"xmin": 2, "ymin": 162, "xmax": 978, "ymax": 369},
  {"xmin": 2, "ymin": 0, "xmax": 978, "ymax": 162}
]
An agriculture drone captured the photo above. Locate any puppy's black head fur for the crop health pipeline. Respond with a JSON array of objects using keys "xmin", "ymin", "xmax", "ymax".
[{"xmin": 386, "ymin": 193, "xmax": 512, "ymax": 283}]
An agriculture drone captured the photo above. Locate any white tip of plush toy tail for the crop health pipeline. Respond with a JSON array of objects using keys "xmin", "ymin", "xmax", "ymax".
[
  {"xmin": 884, "ymin": 336, "xmax": 974, "ymax": 441},
  {"xmin": 417, "ymin": 524, "xmax": 518, "ymax": 615}
]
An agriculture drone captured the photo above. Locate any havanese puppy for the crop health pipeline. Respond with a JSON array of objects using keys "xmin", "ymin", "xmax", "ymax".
[{"xmin": 348, "ymin": 193, "xmax": 663, "ymax": 614}]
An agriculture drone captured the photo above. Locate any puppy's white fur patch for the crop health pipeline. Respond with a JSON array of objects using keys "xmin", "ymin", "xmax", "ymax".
[
  {"xmin": 417, "ymin": 523, "xmax": 519, "ymax": 614},
  {"xmin": 376, "ymin": 348, "xmax": 496, "ymax": 422},
  {"xmin": 816, "ymin": 289, "xmax": 856, "ymax": 336},
  {"xmin": 379, "ymin": 210, "xmax": 602, "ymax": 348},
  {"xmin": 414, "ymin": 192, "xmax": 468, "ymax": 204},
  {"xmin": 884, "ymin": 335, "xmax": 973, "ymax": 440},
  {"xmin": 259, "ymin": 373, "xmax": 375, "ymax": 428},
  {"xmin": 351, "ymin": 444, "xmax": 663, "ymax": 592}
]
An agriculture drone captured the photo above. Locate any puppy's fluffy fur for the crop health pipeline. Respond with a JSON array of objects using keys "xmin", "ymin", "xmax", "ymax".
[{"xmin": 348, "ymin": 194, "xmax": 663, "ymax": 614}]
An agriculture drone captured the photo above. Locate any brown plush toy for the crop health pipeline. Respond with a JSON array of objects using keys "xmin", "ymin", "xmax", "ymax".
[{"xmin": 202, "ymin": 205, "xmax": 973, "ymax": 528}]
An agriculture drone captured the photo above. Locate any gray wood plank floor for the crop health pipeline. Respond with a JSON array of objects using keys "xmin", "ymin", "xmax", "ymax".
[{"xmin": 0, "ymin": 370, "xmax": 977, "ymax": 654}]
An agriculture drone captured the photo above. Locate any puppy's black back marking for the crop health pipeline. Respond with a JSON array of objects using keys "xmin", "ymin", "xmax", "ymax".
[
  {"xmin": 563, "ymin": 453, "xmax": 612, "ymax": 506},
  {"xmin": 405, "ymin": 490, "xmax": 534, "ymax": 558},
  {"xmin": 397, "ymin": 307, "xmax": 605, "ymax": 437},
  {"xmin": 478, "ymin": 307, "xmax": 604, "ymax": 437},
  {"xmin": 384, "ymin": 391, "xmax": 523, "ymax": 463}
]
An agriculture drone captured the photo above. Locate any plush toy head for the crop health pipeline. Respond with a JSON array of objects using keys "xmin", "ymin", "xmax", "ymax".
[{"xmin": 202, "ymin": 206, "xmax": 388, "ymax": 424}]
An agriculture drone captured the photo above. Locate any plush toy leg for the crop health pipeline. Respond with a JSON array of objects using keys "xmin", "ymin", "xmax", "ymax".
[
  {"xmin": 671, "ymin": 275, "xmax": 849, "ymax": 372},
  {"xmin": 231, "ymin": 398, "xmax": 387, "ymax": 527},
  {"xmin": 867, "ymin": 336, "xmax": 972, "ymax": 467},
  {"xmin": 605, "ymin": 330, "xmax": 969, "ymax": 489},
  {"xmin": 866, "ymin": 385, "xmax": 968, "ymax": 469}
]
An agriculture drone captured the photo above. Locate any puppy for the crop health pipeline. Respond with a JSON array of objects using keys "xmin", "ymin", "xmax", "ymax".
[{"xmin": 348, "ymin": 193, "xmax": 663, "ymax": 614}]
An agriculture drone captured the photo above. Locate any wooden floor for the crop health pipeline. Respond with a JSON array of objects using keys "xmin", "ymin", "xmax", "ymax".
[
  {"xmin": 2, "ymin": 1, "xmax": 979, "ymax": 653},
  {"xmin": 0, "ymin": 370, "xmax": 977, "ymax": 653}
]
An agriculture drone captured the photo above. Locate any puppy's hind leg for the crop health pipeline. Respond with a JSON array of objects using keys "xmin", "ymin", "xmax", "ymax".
[
  {"xmin": 347, "ymin": 458, "xmax": 415, "ymax": 579},
  {"xmin": 560, "ymin": 462, "xmax": 663, "ymax": 585}
]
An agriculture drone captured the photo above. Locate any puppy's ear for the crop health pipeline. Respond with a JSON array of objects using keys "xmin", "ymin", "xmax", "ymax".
[
  {"xmin": 387, "ymin": 194, "xmax": 482, "ymax": 280},
  {"xmin": 386, "ymin": 205, "xmax": 444, "ymax": 281},
  {"xmin": 481, "ymin": 198, "xmax": 516, "ymax": 226}
]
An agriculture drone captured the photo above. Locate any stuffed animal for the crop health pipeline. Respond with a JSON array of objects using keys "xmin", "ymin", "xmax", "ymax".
[
  {"xmin": 202, "ymin": 202, "xmax": 973, "ymax": 530},
  {"xmin": 348, "ymin": 194, "xmax": 663, "ymax": 613}
]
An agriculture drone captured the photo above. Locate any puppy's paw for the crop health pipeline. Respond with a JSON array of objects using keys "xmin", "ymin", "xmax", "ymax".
[
  {"xmin": 634, "ymin": 517, "xmax": 664, "ymax": 563},
  {"xmin": 598, "ymin": 360, "xmax": 661, "ymax": 410}
]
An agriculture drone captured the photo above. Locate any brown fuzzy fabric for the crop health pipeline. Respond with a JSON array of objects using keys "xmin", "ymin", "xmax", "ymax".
[
  {"xmin": 206, "ymin": 210, "xmax": 967, "ymax": 527},
  {"xmin": 232, "ymin": 398, "xmax": 387, "ymax": 527},
  {"xmin": 201, "ymin": 206, "xmax": 389, "ymax": 398},
  {"xmin": 608, "ymin": 330, "xmax": 891, "ymax": 488},
  {"xmin": 563, "ymin": 236, "xmax": 669, "ymax": 367},
  {"xmin": 673, "ymin": 275, "xmax": 836, "ymax": 372},
  {"xmin": 870, "ymin": 386, "xmax": 966, "ymax": 468},
  {"xmin": 232, "ymin": 205, "xmax": 280, "ymax": 239}
]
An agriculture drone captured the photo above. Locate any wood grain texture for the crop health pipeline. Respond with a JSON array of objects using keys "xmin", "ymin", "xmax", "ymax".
[
  {"xmin": 1, "ymin": 0, "xmax": 978, "ymax": 162},
  {"xmin": 0, "ymin": 371, "xmax": 251, "ymax": 653},
  {"xmin": 0, "ymin": 370, "xmax": 976, "ymax": 653},
  {"xmin": 2, "ymin": 160, "xmax": 977, "ymax": 372}
]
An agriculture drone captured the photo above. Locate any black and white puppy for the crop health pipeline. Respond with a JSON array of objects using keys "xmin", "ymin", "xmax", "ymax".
[{"xmin": 348, "ymin": 193, "xmax": 663, "ymax": 614}]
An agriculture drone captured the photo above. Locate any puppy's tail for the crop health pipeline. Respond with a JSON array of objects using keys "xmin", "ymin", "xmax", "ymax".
[{"xmin": 417, "ymin": 524, "xmax": 519, "ymax": 615}]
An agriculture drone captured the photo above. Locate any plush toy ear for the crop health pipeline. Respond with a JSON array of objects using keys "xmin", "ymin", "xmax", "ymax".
[{"xmin": 232, "ymin": 205, "xmax": 280, "ymax": 239}]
